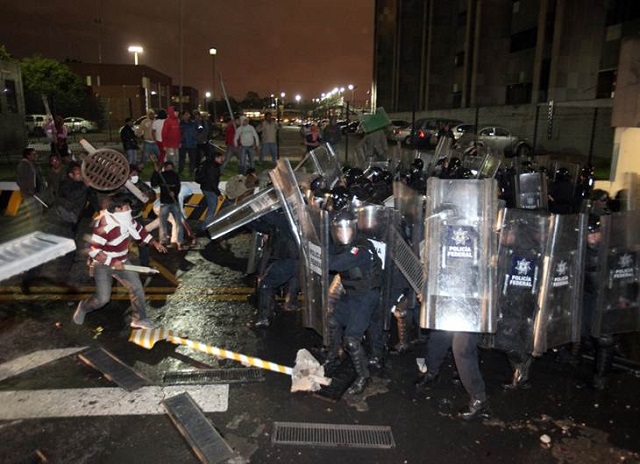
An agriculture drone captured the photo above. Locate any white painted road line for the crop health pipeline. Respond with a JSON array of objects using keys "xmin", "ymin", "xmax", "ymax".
[
  {"xmin": 0, "ymin": 385, "xmax": 228, "ymax": 419},
  {"xmin": 0, "ymin": 347, "xmax": 88, "ymax": 382}
]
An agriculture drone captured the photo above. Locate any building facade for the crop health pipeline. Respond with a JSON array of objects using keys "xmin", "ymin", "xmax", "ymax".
[
  {"xmin": 373, "ymin": 0, "xmax": 640, "ymax": 191},
  {"xmin": 0, "ymin": 59, "xmax": 27, "ymax": 156}
]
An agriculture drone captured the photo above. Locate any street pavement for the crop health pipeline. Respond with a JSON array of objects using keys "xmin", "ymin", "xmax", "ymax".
[{"xmin": 1, "ymin": 130, "xmax": 640, "ymax": 463}]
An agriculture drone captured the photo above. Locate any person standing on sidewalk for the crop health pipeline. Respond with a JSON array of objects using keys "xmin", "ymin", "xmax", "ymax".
[
  {"xmin": 234, "ymin": 116, "xmax": 260, "ymax": 174},
  {"xmin": 258, "ymin": 112, "xmax": 278, "ymax": 166},
  {"xmin": 120, "ymin": 117, "xmax": 139, "ymax": 165},
  {"xmin": 73, "ymin": 193, "xmax": 167, "ymax": 329}
]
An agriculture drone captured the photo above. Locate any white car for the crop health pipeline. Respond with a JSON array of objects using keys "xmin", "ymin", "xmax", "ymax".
[{"xmin": 63, "ymin": 117, "xmax": 98, "ymax": 134}]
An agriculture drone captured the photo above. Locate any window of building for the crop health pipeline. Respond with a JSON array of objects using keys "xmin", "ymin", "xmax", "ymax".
[
  {"xmin": 506, "ymin": 82, "xmax": 532, "ymax": 104},
  {"xmin": 510, "ymin": 27, "xmax": 537, "ymax": 53},
  {"xmin": 596, "ymin": 69, "xmax": 616, "ymax": 99},
  {"xmin": 3, "ymin": 79, "xmax": 18, "ymax": 113}
]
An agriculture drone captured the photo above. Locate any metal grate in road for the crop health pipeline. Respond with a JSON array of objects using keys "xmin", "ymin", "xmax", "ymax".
[
  {"xmin": 162, "ymin": 368, "xmax": 264, "ymax": 385},
  {"xmin": 272, "ymin": 421, "xmax": 395, "ymax": 449}
]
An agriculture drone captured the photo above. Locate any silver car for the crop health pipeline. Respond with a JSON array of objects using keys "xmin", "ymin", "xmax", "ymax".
[{"xmin": 458, "ymin": 125, "xmax": 532, "ymax": 158}]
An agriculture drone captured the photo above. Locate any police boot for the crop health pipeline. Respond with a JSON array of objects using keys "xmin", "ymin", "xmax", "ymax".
[
  {"xmin": 415, "ymin": 370, "xmax": 440, "ymax": 390},
  {"xmin": 323, "ymin": 319, "xmax": 344, "ymax": 376},
  {"xmin": 503, "ymin": 353, "xmax": 533, "ymax": 390},
  {"xmin": 593, "ymin": 335, "xmax": 615, "ymax": 390},
  {"xmin": 345, "ymin": 337, "xmax": 370, "ymax": 395},
  {"xmin": 391, "ymin": 306, "xmax": 411, "ymax": 354},
  {"xmin": 458, "ymin": 395, "xmax": 490, "ymax": 421},
  {"xmin": 255, "ymin": 286, "xmax": 273, "ymax": 327}
]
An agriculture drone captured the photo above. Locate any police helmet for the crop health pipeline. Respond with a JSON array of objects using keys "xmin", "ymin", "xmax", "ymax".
[
  {"xmin": 330, "ymin": 209, "xmax": 358, "ymax": 245},
  {"xmin": 310, "ymin": 175, "xmax": 326, "ymax": 192},
  {"xmin": 345, "ymin": 167, "xmax": 365, "ymax": 186},
  {"xmin": 587, "ymin": 214, "xmax": 601, "ymax": 233},
  {"xmin": 555, "ymin": 167, "xmax": 570, "ymax": 181},
  {"xmin": 449, "ymin": 157, "xmax": 462, "ymax": 169},
  {"xmin": 411, "ymin": 158, "xmax": 424, "ymax": 171},
  {"xmin": 364, "ymin": 166, "xmax": 384, "ymax": 184},
  {"xmin": 331, "ymin": 185, "xmax": 353, "ymax": 211},
  {"xmin": 459, "ymin": 168, "xmax": 474, "ymax": 179}
]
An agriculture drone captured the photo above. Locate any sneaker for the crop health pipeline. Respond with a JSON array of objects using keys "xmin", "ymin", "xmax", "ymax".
[
  {"xmin": 73, "ymin": 301, "xmax": 87, "ymax": 325},
  {"xmin": 130, "ymin": 319, "xmax": 156, "ymax": 330},
  {"xmin": 254, "ymin": 318, "xmax": 271, "ymax": 328}
]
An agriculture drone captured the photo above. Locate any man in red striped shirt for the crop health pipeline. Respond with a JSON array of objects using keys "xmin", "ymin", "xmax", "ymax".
[{"xmin": 73, "ymin": 193, "xmax": 167, "ymax": 329}]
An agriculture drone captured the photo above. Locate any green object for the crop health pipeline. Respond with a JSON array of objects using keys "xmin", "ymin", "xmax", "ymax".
[{"xmin": 359, "ymin": 107, "xmax": 391, "ymax": 134}]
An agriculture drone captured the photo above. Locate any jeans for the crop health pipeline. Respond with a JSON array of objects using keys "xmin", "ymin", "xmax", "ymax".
[
  {"xmin": 201, "ymin": 190, "xmax": 219, "ymax": 230},
  {"xmin": 222, "ymin": 145, "xmax": 239, "ymax": 172},
  {"xmin": 260, "ymin": 142, "xmax": 278, "ymax": 165},
  {"xmin": 239, "ymin": 146, "xmax": 256, "ymax": 174},
  {"xmin": 143, "ymin": 141, "xmax": 160, "ymax": 164},
  {"xmin": 125, "ymin": 149, "xmax": 138, "ymax": 165},
  {"xmin": 160, "ymin": 203, "xmax": 184, "ymax": 245},
  {"xmin": 81, "ymin": 263, "xmax": 148, "ymax": 323}
]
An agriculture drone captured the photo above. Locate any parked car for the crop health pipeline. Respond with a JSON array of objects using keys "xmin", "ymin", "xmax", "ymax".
[
  {"xmin": 24, "ymin": 114, "xmax": 50, "ymax": 136},
  {"xmin": 391, "ymin": 123, "xmax": 414, "ymax": 145},
  {"xmin": 410, "ymin": 118, "xmax": 463, "ymax": 148},
  {"xmin": 63, "ymin": 117, "xmax": 98, "ymax": 134},
  {"xmin": 458, "ymin": 125, "xmax": 532, "ymax": 158}
]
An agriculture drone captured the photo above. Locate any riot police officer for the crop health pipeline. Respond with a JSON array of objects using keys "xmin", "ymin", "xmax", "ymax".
[{"xmin": 325, "ymin": 209, "xmax": 383, "ymax": 394}]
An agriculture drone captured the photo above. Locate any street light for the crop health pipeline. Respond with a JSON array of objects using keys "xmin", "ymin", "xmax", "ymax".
[
  {"xmin": 209, "ymin": 47, "xmax": 218, "ymax": 123},
  {"xmin": 348, "ymin": 84, "xmax": 355, "ymax": 104},
  {"xmin": 127, "ymin": 45, "xmax": 143, "ymax": 65},
  {"xmin": 205, "ymin": 91, "xmax": 211, "ymax": 112}
]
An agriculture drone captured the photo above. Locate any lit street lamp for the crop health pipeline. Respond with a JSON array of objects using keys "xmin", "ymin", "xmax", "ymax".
[
  {"xmin": 209, "ymin": 47, "xmax": 218, "ymax": 124},
  {"xmin": 205, "ymin": 91, "xmax": 211, "ymax": 111},
  {"xmin": 127, "ymin": 45, "xmax": 143, "ymax": 65}
]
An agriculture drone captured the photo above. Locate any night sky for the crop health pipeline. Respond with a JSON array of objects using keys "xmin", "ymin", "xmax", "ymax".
[{"xmin": 0, "ymin": 0, "xmax": 374, "ymax": 102}]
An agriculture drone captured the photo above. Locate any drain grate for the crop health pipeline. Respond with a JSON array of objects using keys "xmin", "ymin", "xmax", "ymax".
[
  {"xmin": 163, "ymin": 368, "xmax": 264, "ymax": 385},
  {"xmin": 272, "ymin": 421, "xmax": 395, "ymax": 449},
  {"xmin": 78, "ymin": 347, "xmax": 149, "ymax": 391}
]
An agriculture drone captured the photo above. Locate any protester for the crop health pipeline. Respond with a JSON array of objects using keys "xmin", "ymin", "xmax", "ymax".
[
  {"xmin": 162, "ymin": 107, "xmax": 181, "ymax": 165},
  {"xmin": 150, "ymin": 160, "xmax": 185, "ymax": 250},
  {"xmin": 179, "ymin": 110, "xmax": 198, "ymax": 177},
  {"xmin": 234, "ymin": 116, "xmax": 260, "ymax": 174},
  {"xmin": 16, "ymin": 147, "xmax": 46, "ymax": 231},
  {"xmin": 258, "ymin": 112, "xmax": 278, "ymax": 166},
  {"xmin": 197, "ymin": 151, "xmax": 223, "ymax": 233},
  {"xmin": 120, "ymin": 117, "xmax": 139, "ymax": 165},
  {"xmin": 73, "ymin": 193, "xmax": 167, "ymax": 329}
]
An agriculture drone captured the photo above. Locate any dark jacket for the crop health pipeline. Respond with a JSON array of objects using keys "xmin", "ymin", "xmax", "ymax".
[
  {"xmin": 54, "ymin": 177, "xmax": 89, "ymax": 224},
  {"xmin": 120, "ymin": 124, "xmax": 139, "ymax": 151},
  {"xmin": 151, "ymin": 169, "xmax": 181, "ymax": 204},
  {"xmin": 199, "ymin": 157, "xmax": 221, "ymax": 195}
]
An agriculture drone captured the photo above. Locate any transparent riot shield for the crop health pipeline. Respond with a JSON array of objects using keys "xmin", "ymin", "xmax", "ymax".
[
  {"xmin": 591, "ymin": 211, "xmax": 640, "ymax": 337},
  {"xmin": 355, "ymin": 204, "xmax": 400, "ymax": 331},
  {"xmin": 488, "ymin": 209, "xmax": 549, "ymax": 353},
  {"xmin": 515, "ymin": 172, "xmax": 549, "ymax": 210},
  {"xmin": 205, "ymin": 186, "xmax": 281, "ymax": 240},
  {"xmin": 463, "ymin": 152, "xmax": 502, "ymax": 179},
  {"xmin": 292, "ymin": 143, "xmax": 342, "ymax": 188},
  {"xmin": 393, "ymin": 180, "xmax": 426, "ymax": 252},
  {"xmin": 421, "ymin": 178, "xmax": 499, "ymax": 332},
  {"xmin": 622, "ymin": 172, "xmax": 640, "ymax": 211},
  {"xmin": 532, "ymin": 213, "xmax": 586, "ymax": 355},
  {"xmin": 270, "ymin": 159, "xmax": 329, "ymax": 341}
]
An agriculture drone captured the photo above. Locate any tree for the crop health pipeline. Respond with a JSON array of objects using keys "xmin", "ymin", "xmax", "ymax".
[
  {"xmin": 0, "ymin": 44, "xmax": 14, "ymax": 62},
  {"xmin": 20, "ymin": 55, "xmax": 104, "ymax": 121},
  {"xmin": 241, "ymin": 91, "xmax": 263, "ymax": 109}
]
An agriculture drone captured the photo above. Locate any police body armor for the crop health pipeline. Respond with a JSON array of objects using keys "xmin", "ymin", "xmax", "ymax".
[
  {"xmin": 591, "ymin": 211, "xmax": 640, "ymax": 337},
  {"xmin": 421, "ymin": 178, "xmax": 499, "ymax": 333}
]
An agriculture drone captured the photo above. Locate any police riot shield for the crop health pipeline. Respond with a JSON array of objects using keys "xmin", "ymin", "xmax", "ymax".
[
  {"xmin": 532, "ymin": 213, "xmax": 586, "ymax": 355},
  {"xmin": 515, "ymin": 172, "xmax": 548, "ymax": 210},
  {"xmin": 292, "ymin": 143, "xmax": 342, "ymax": 188},
  {"xmin": 269, "ymin": 159, "xmax": 329, "ymax": 341},
  {"xmin": 205, "ymin": 186, "xmax": 281, "ymax": 240},
  {"xmin": 463, "ymin": 151, "xmax": 502, "ymax": 179},
  {"xmin": 591, "ymin": 211, "xmax": 640, "ymax": 337},
  {"xmin": 488, "ymin": 209, "xmax": 549, "ymax": 353},
  {"xmin": 421, "ymin": 178, "xmax": 499, "ymax": 332},
  {"xmin": 355, "ymin": 204, "xmax": 400, "ymax": 331},
  {"xmin": 393, "ymin": 181, "xmax": 426, "ymax": 251}
]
